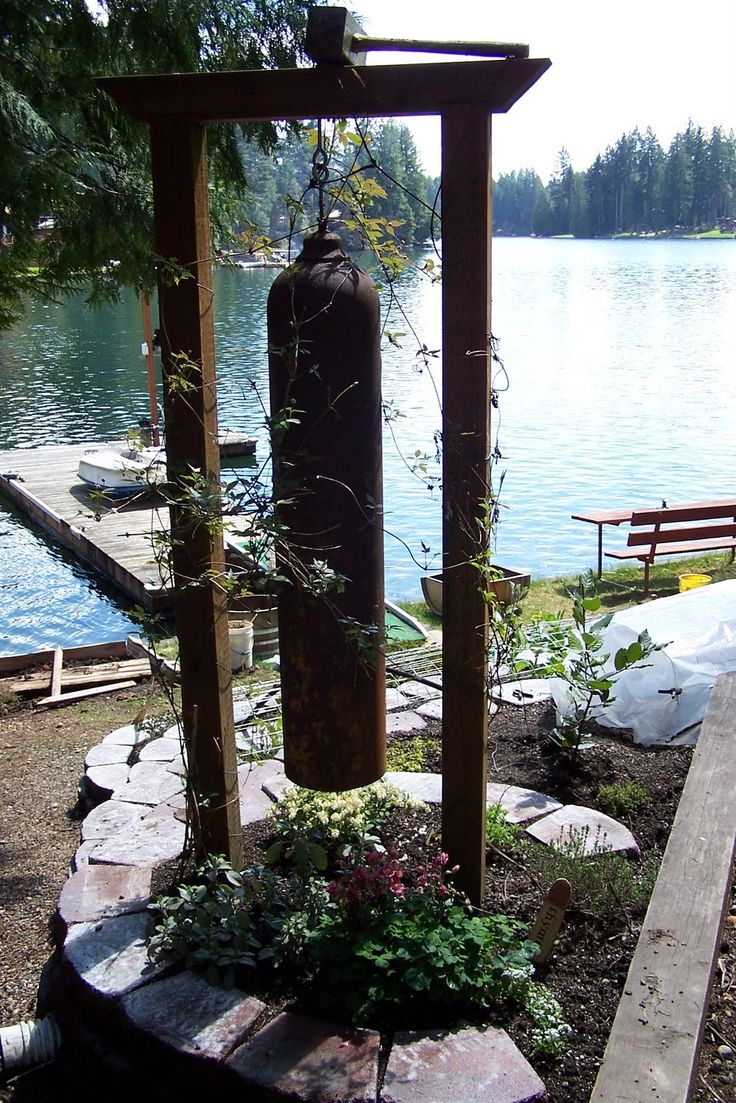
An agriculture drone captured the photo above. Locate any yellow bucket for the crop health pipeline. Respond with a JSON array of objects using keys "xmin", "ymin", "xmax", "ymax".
[{"xmin": 678, "ymin": 573, "xmax": 712, "ymax": 593}]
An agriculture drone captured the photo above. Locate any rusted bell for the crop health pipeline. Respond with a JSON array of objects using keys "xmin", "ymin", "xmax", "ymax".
[{"xmin": 267, "ymin": 231, "xmax": 385, "ymax": 791}]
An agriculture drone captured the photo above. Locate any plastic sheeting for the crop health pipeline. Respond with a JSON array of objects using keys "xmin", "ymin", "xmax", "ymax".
[{"xmin": 550, "ymin": 579, "xmax": 736, "ymax": 746}]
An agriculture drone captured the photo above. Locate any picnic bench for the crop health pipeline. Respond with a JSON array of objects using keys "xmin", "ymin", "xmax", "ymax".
[{"xmin": 573, "ymin": 497, "xmax": 736, "ymax": 589}]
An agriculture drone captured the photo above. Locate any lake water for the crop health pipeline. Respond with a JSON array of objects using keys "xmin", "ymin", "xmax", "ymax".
[{"xmin": 1, "ymin": 238, "xmax": 734, "ymax": 654}]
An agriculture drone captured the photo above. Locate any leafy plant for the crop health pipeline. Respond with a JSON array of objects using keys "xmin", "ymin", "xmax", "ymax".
[
  {"xmin": 526, "ymin": 827, "xmax": 659, "ymax": 923},
  {"xmin": 303, "ymin": 850, "xmax": 569, "ymax": 1052},
  {"xmin": 147, "ymin": 855, "xmax": 283, "ymax": 987},
  {"xmin": 597, "ymin": 780, "xmax": 650, "ymax": 819},
  {"xmin": 266, "ymin": 781, "xmax": 411, "ymax": 875},
  {"xmin": 486, "ymin": 804, "xmax": 525, "ymax": 855},
  {"xmin": 547, "ymin": 576, "xmax": 662, "ymax": 761}
]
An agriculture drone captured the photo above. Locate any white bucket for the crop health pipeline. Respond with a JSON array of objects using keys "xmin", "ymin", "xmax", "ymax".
[
  {"xmin": 228, "ymin": 620, "xmax": 254, "ymax": 672},
  {"xmin": 0, "ymin": 1016, "xmax": 62, "ymax": 1073}
]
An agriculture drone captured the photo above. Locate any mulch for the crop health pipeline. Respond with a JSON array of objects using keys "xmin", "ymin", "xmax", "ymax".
[{"xmin": 0, "ymin": 685, "xmax": 734, "ymax": 1102}]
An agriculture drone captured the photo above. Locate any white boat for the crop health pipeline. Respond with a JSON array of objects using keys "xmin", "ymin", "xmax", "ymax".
[{"xmin": 77, "ymin": 445, "xmax": 167, "ymax": 498}]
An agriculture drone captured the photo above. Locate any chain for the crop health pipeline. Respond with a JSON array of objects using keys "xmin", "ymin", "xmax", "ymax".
[{"xmin": 309, "ymin": 118, "xmax": 330, "ymax": 232}]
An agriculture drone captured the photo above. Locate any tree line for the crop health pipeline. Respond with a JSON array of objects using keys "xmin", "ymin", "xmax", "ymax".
[{"xmin": 494, "ymin": 124, "xmax": 736, "ymax": 238}]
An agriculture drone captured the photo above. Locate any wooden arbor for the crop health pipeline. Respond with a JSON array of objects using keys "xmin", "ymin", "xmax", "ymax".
[{"xmin": 99, "ymin": 51, "xmax": 549, "ymax": 903}]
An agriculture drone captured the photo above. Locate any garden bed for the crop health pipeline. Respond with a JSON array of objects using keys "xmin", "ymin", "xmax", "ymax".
[{"xmin": 214, "ymin": 699, "xmax": 693, "ymax": 1103}]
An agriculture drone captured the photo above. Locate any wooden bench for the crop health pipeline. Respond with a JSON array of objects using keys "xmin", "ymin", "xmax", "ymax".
[{"xmin": 605, "ymin": 499, "xmax": 736, "ymax": 592}]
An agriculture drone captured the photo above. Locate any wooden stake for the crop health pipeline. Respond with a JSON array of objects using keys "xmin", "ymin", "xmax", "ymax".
[
  {"xmin": 440, "ymin": 102, "xmax": 492, "ymax": 905},
  {"xmin": 149, "ymin": 120, "xmax": 242, "ymax": 868},
  {"xmin": 140, "ymin": 291, "xmax": 161, "ymax": 447},
  {"xmin": 50, "ymin": 645, "xmax": 63, "ymax": 698},
  {"xmin": 530, "ymin": 878, "xmax": 571, "ymax": 963}
]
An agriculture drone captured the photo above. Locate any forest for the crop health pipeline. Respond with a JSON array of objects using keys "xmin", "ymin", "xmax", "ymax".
[{"xmin": 241, "ymin": 120, "xmax": 736, "ymax": 246}]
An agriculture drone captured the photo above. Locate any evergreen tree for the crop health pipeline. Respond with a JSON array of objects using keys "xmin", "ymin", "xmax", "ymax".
[{"xmin": 0, "ymin": 0, "xmax": 315, "ymax": 329}]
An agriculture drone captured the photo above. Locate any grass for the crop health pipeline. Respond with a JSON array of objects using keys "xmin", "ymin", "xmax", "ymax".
[{"xmin": 520, "ymin": 551, "xmax": 736, "ymax": 621}]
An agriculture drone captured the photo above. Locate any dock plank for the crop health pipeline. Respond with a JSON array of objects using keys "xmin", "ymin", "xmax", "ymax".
[
  {"xmin": 0, "ymin": 442, "xmax": 171, "ymax": 610},
  {"xmin": 591, "ymin": 671, "xmax": 736, "ymax": 1102}
]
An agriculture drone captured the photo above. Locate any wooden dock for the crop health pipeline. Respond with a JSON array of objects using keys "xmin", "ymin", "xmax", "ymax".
[{"xmin": 0, "ymin": 442, "xmax": 172, "ymax": 611}]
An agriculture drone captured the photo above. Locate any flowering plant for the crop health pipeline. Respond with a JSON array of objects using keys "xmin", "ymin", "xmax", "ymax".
[{"xmin": 266, "ymin": 780, "xmax": 411, "ymax": 874}]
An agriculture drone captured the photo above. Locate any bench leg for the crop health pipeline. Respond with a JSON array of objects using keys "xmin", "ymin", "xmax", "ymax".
[{"xmin": 643, "ymin": 559, "xmax": 651, "ymax": 595}]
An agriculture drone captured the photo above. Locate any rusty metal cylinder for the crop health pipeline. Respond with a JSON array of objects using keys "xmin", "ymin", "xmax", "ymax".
[{"xmin": 267, "ymin": 231, "xmax": 385, "ymax": 791}]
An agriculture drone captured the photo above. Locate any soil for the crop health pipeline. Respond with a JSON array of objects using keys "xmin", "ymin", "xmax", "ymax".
[{"xmin": 1, "ymin": 686, "xmax": 735, "ymax": 1102}]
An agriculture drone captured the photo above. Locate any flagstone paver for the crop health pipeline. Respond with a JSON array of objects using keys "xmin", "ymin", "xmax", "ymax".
[
  {"xmin": 59, "ymin": 864, "xmax": 151, "ymax": 925},
  {"xmin": 63, "ymin": 912, "xmax": 169, "ymax": 999},
  {"xmin": 85, "ymin": 809, "xmax": 186, "ymax": 867},
  {"xmin": 416, "ymin": 697, "xmax": 442, "ymax": 720},
  {"xmin": 385, "ymin": 770, "xmax": 441, "ymax": 804},
  {"xmin": 122, "ymin": 971, "xmax": 266, "ymax": 1061},
  {"xmin": 525, "ymin": 804, "xmax": 640, "ymax": 855},
  {"xmin": 386, "ymin": 711, "xmax": 427, "ymax": 735},
  {"xmin": 137, "ymin": 737, "xmax": 182, "ymax": 762},
  {"xmin": 111, "ymin": 761, "xmax": 184, "ymax": 806},
  {"xmin": 101, "ymin": 723, "xmax": 147, "ymax": 747},
  {"xmin": 85, "ymin": 742, "xmax": 132, "ymax": 768},
  {"xmin": 486, "ymin": 782, "xmax": 562, "ymax": 824},
  {"xmin": 386, "ymin": 687, "xmax": 409, "ymax": 711},
  {"xmin": 227, "ymin": 1011, "xmax": 381, "ymax": 1103},
  {"xmin": 381, "ymin": 1027, "xmax": 547, "ymax": 1103},
  {"xmin": 84, "ymin": 763, "xmax": 131, "ymax": 799}
]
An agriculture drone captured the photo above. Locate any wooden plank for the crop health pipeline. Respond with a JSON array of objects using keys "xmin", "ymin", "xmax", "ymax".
[
  {"xmin": 36, "ymin": 681, "xmax": 137, "ymax": 708},
  {"xmin": 50, "ymin": 646, "xmax": 63, "ymax": 697},
  {"xmin": 628, "ymin": 522, "xmax": 736, "ymax": 546},
  {"xmin": 591, "ymin": 672, "xmax": 736, "ymax": 1102},
  {"xmin": 150, "ymin": 120, "xmax": 242, "ymax": 868},
  {"xmin": 631, "ymin": 501, "xmax": 736, "ymax": 526},
  {"xmin": 440, "ymin": 101, "xmax": 491, "ymax": 906},
  {"xmin": 607, "ymin": 537, "xmax": 736, "ymax": 560},
  {"xmin": 8, "ymin": 659, "xmax": 152, "ymax": 695},
  {"xmin": 98, "ymin": 58, "xmax": 550, "ymax": 124},
  {"xmin": 0, "ymin": 640, "xmax": 128, "ymax": 676}
]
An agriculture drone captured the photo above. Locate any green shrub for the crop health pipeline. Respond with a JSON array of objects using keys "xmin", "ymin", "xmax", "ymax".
[
  {"xmin": 597, "ymin": 780, "xmax": 649, "ymax": 819},
  {"xmin": 386, "ymin": 735, "xmax": 434, "ymax": 772},
  {"xmin": 526, "ymin": 827, "xmax": 659, "ymax": 921}
]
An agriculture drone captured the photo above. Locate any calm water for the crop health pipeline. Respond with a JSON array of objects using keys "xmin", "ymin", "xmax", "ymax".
[{"xmin": 1, "ymin": 238, "xmax": 734, "ymax": 654}]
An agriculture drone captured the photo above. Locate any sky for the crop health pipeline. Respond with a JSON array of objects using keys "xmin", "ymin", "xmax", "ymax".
[{"xmin": 350, "ymin": 0, "xmax": 736, "ymax": 181}]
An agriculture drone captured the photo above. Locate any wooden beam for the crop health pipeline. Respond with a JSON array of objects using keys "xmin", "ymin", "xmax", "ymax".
[
  {"xmin": 592, "ymin": 672, "xmax": 736, "ymax": 1102},
  {"xmin": 98, "ymin": 58, "xmax": 549, "ymax": 123},
  {"xmin": 50, "ymin": 645, "xmax": 63, "ymax": 698},
  {"xmin": 36, "ymin": 681, "xmax": 137, "ymax": 708},
  {"xmin": 150, "ymin": 120, "xmax": 242, "ymax": 868},
  {"xmin": 440, "ymin": 102, "xmax": 492, "ymax": 906}
]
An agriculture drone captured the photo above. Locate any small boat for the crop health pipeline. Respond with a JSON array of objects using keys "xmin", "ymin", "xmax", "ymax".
[
  {"xmin": 385, "ymin": 599, "xmax": 428, "ymax": 645},
  {"xmin": 217, "ymin": 429, "xmax": 258, "ymax": 457},
  {"xmin": 421, "ymin": 567, "xmax": 531, "ymax": 616},
  {"xmin": 77, "ymin": 445, "xmax": 166, "ymax": 498}
]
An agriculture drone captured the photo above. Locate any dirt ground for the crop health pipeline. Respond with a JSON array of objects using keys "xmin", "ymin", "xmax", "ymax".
[{"xmin": 0, "ymin": 685, "xmax": 734, "ymax": 1101}]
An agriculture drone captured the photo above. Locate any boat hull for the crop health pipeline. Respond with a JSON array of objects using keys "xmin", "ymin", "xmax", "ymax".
[
  {"xmin": 77, "ymin": 447, "xmax": 166, "ymax": 497},
  {"xmin": 421, "ymin": 567, "xmax": 531, "ymax": 615}
]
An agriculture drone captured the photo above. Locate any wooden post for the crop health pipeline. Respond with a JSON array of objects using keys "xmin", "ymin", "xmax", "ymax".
[
  {"xmin": 149, "ymin": 120, "xmax": 242, "ymax": 868},
  {"xmin": 440, "ymin": 102, "xmax": 492, "ymax": 905},
  {"xmin": 140, "ymin": 291, "xmax": 161, "ymax": 447}
]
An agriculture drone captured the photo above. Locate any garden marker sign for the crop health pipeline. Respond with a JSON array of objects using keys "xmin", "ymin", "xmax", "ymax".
[{"xmin": 98, "ymin": 6, "xmax": 549, "ymax": 902}]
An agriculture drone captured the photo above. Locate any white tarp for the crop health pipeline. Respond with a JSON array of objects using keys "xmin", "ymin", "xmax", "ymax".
[{"xmin": 551, "ymin": 579, "xmax": 736, "ymax": 746}]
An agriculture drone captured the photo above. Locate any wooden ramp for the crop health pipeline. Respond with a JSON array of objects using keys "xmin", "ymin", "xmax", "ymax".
[{"xmin": 0, "ymin": 442, "xmax": 171, "ymax": 611}]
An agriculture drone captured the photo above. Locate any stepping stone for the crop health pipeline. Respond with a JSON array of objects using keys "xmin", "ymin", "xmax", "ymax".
[
  {"xmin": 166, "ymin": 754, "xmax": 186, "ymax": 776},
  {"xmin": 382, "ymin": 1026, "xmax": 546, "ymax": 1103},
  {"xmin": 111, "ymin": 761, "xmax": 184, "ymax": 806},
  {"xmin": 86, "ymin": 810, "xmax": 186, "ymax": 868},
  {"xmin": 486, "ymin": 783, "xmax": 562, "ymax": 825},
  {"xmin": 102, "ymin": 724, "xmax": 147, "ymax": 747},
  {"xmin": 492, "ymin": 679, "xmax": 553, "ymax": 706},
  {"xmin": 122, "ymin": 971, "xmax": 265, "ymax": 1062},
  {"xmin": 137, "ymin": 737, "xmax": 182, "ymax": 762},
  {"xmin": 85, "ymin": 763, "xmax": 131, "ymax": 800},
  {"xmin": 63, "ymin": 913, "xmax": 169, "ymax": 999},
  {"xmin": 384, "ymin": 771, "xmax": 440, "ymax": 805},
  {"xmin": 81, "ymin": 799, "xmax": 148, "ymax": 842},
  {"xmin": 386, "ymin": 687, "xmax": 409, "ymax": 711},
  {"xmin": 239, "ymin": 759, "xmax": 289, "ymax": 816},
  {"xmin": 162, "ymin": 722, "xmax": 182, "ymax": 742},
  {"xmin": 85, "ymin": 742, "xmax": 132, "ymax": 768},
  {"xmin": 233, "ymin": 698, "xmax": 255, "ymax": 724},
  {"xmin": 386, "ymin": 711, "xmax": 426, "ymax": 735},
  {"xmin": 396, "ymin": 680, "xmax": 441, "ymax": 701},
  {"xmin": 59, "ymin": 865, "xmax": 152, "ymax": 925},
  {"xmin": 525, "ymin": 804, "xmax": 640, "ymax": 856},
  {"xmin": 417, "ymin": 698, "xmax": 442, "ymax": 720},
  {"xmin": 228, "ymin": 1011, "xmax": 380, "ymax": 1103}
]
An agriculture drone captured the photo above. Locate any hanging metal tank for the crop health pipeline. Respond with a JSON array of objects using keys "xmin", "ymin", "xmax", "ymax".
[{"xmin": 267, "ymin": 231, "xmax": 386, "ymax": 791}]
